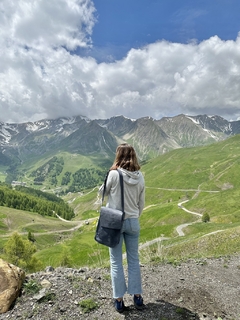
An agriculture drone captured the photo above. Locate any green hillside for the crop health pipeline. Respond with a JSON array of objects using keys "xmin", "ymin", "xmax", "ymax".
[
  {"xmin": 37, "ymin": 134, "xmax": 240, "ymax": 267},
  {"xmin": 0, "ymin": 135, "xmax": 240, "ymax": 270},
  {"xmin": 3, "ymin": 151, "xmax": 112, "ymax": 195},
  {"xmin": 0, "ymin": 184, "xmax": 74, "ymax": 220},
  {"xmin": 0, "ymin": 206, "xmax": 80, "ymax": 253},
  {"xmin": 143, "ymin": 133, "xmax": 240, "ymax": 190},
  {"xmin": 139, "ymin": 134, "xmax": 240, "ymax": 262}
]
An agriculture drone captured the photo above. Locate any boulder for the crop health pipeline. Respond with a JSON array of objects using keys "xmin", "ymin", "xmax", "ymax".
[{"xmin": 0, "ymin": 259, "xmax": 25, "ymax": 314}]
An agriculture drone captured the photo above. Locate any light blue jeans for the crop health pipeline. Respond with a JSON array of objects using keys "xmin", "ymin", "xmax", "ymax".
[{"xmin": 109, "ymin": 218, "xmax": 142, "ymax": 299}]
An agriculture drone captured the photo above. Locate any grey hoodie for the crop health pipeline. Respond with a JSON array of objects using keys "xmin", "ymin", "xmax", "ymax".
[{"xmin": 100, "ymin": 168, "xmax": 145, "ymax": 219}]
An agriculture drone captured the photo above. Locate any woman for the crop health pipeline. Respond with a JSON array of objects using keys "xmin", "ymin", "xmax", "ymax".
[{"xmin": 101, "ymin": 143, "xmax": 145, "ymax": 313}]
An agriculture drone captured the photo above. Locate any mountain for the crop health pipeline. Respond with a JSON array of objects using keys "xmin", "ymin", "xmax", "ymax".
[
  {"xmin": 58, "ymin": 120, "xmax": 117, "ymax": 156},
  {"xmin": 98, "ymin": 116, "xmax": 181, "ymax": 158},
  {"xmin": 97, "ymin": 114, "xmax": 240, "ymax": 157},
  {"xmin": 155, "ymin": 114, "xmax": 229, "ymax": 147},
  {"xmin": 1, "ymin": 113, "xmax": 240, "ymax": 192},
  {"xmin": 1, "ymin": 116, "xmax": 90, "ymax": 161}
]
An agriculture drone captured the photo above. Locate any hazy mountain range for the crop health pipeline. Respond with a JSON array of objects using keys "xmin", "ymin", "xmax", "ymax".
[
  {"xmin": 1, "ymin": 113, "xmax": 240, "ymax": 189},
  {"xmin": 1, "ymin": 113, "xmax": 240, "ymax": 162}
]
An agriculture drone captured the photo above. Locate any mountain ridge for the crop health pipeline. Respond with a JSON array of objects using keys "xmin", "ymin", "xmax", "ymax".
[
  {"xmin": 1, "ymin": 113, "xmax": 239, "ymax": 155},
  {"xmin": 1, "ymin": 113, "xmax": 240, "ymax": 190}
]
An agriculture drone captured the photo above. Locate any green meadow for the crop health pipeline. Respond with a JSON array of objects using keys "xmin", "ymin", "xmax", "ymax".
[
  {"xmin": 0, "ymin": 134, "xmax": 240, "ymax": 269},
  {"xmin": 18, "ymin": 151, "xmax": 111, "ymax": 192}
]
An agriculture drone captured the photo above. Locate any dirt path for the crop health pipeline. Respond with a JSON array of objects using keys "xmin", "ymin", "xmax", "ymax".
[
  {"xmin": 0, "ymin": 186, "xmax": 222, "ymax": 246},
  {"xmin": 176, "ymin": 200, "xmax": 202, "ymax": 236},
  {"xmin": 145, "ymin": 186, "xmax": 221, "ymax": 237}
]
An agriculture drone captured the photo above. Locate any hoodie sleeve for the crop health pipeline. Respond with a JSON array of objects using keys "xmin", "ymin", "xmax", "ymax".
[
  {"xmin": 98, "ymin": 170, "xmax": 116, "ymax": 197},
  {"xmin": 98, "ymin": 183, "xmax": 104, "ymax": 196},
  {"xmin": 103, "ymin": 170, "xmax": 118, "ymax": 197},
  {"xmin": 138, "ymin": 176, "xmax": 145, "ymax": 215}
]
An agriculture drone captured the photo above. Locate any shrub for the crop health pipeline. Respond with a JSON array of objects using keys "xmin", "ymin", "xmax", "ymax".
[
  {"xmin": 4, "ymin": 232, "xmax": 42, "ymax": 272},
  {"xmin": 24, "ymin": 279, "xmax": 41, "ymax": 294},
  {"xmin": 202, "ymin": 212, "xmax": 210, "ymax": 223},
  {"xmin": 28, "ymin": 231, "xmax": 35, "ymax": 242},
  {"xmin": 79, "ymin": 298, "xmax": 98, "ymax": 313}
]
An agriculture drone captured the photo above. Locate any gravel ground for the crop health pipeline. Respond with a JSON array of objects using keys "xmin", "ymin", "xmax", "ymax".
[{"xmin": 1, "ymin": 255, "xmax": 240, "ymax": 320}]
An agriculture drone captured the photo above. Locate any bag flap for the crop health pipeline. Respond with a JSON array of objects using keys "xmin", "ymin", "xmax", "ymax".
[{"xmin": 100, "ymin": 207, "xmax": 123, "ymax": 229}]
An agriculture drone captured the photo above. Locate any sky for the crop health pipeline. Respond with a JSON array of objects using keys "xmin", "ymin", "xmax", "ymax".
[{"xmin": 1, "ymin": 0, "xmax": 240, "ymax": 123}]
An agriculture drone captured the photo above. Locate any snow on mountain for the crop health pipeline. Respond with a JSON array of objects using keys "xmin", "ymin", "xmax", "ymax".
[
  {"xmin": 0, "ymin": 114, "xmax": 240, "ymax": 158},
  {"xmin": 186, "ymin": 116, "xmax": 200, "ymax": 125},
  {"xmin": 0, "ymin": 124, "xmax": 19, "ymax": 145}
]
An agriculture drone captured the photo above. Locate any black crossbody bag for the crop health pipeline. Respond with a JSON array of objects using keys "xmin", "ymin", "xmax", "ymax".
[{"xmin": 94, "ymin": 169, "xmax": 125, "ymax": 248}]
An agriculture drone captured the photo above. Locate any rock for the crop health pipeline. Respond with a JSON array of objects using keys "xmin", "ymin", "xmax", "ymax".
[
  {"xmin": 33, "ymin": 288, "xmax": 47, "ymax": 301},
  {"xmin": 45, "ymin": 266, "xmax": 54, "ymax": 273},
  {"xmin": 0, "ymin": 259, "xmax": 25, "ymax": 314},
  {"xmin": 40, "ymin": 279, "xmax": 52, "ymax": 289}
]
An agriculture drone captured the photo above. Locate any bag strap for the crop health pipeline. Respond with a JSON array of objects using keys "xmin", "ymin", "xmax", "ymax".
[
  {"xmin": 101, "ymin": 171, "xmax": 110, "ymax": 203},
  {"xmin": 102, "ymin": 169, "xmax": 125, "ymax": 214}
]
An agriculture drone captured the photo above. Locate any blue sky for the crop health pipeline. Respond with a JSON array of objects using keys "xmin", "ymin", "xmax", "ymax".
[
  {"xmin": 1, "ymin": 0, "xmax": 240, "ymax": 123},
  {"xmin": 90, "ymin": 0, "xmax": 240, "ymax": 61}
]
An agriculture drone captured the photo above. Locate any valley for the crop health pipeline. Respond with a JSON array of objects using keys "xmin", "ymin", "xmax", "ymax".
[{"xmin": 0, "ymin": 115, "xmax": 240, "ymax": 271}]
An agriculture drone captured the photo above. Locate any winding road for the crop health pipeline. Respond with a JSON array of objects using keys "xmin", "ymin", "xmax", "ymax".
[{"xmin": 1, "ymin": 187, "xmax": 222, "ymax": 244}]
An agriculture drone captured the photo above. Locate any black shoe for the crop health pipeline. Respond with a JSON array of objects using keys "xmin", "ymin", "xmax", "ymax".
[
  {"xmin": 133, "ymin": 295, "xmax": 143, "ymax": 310},
  {"xmin": 114, "ymin": 299, "xmax": 125, "ymax": 313}
]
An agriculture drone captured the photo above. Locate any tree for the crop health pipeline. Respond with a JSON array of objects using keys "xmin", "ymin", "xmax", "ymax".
[
  {"xmin": 202, "ymin": 212, "xmax": 210, "ymax": 223},
  {"xmin": 28, "ymin": 231, "xmax": 35, "ymax": 243},
  {"xmin": 4, "ymin": 232, "xmax": 42, "ymax": 272}
]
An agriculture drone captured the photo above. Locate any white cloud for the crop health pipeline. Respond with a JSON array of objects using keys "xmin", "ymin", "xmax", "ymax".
[
  {"xmin": 1, "ymin": 0, "xmax": 240, "ymax": 123},
  {"xmin": 91, "ymin": 36, "xmax": 240, "ymax": 120},
  {"xmin": 0, "ymin": 0, "xmax": 96, "ymax": 50}
]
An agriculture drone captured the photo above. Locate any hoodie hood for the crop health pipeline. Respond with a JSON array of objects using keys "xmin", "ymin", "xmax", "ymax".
[{"xmin": 119, "ymin": 168, "xmax": 141, "ymax": 185}]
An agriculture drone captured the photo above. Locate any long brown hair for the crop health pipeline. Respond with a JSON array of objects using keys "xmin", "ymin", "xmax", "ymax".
[{"xmin": 111, "ymin": 143, "xmax": 140, "ymax": 172}]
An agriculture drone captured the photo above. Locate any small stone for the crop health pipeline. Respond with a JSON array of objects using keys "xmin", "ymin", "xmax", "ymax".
[
  {"xmin": 41, "ymin": 279, "xmax": 52, "ymax": 289},
  {"xmin": 45, "ymin": 266, "xmax": 54, "ymax": 273},
  {"xmin": 32, "ymin": 288, "xmax": 47, "ymax": 301}
]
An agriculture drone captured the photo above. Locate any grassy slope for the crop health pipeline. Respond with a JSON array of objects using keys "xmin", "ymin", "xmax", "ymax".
[
  {"xmin": 11, "ymin": 151, "xmax": 111, "ymax": 192},
  {"xmin": 0, "ymin": 206, "xmax": 81, "ymax": 254},
  {"xmin": 1, "ymin": 135, "xmax": 240, "ymax": 268},
  {"xmin": 140, "ymin": 134, "xmax": 240, "ymax": 262},
  {"xmin": 63, "ymin": 186, "xmax": 100, "ymax": 220},
  {"xmin": 0, "ymin": 206, "xmax": 79, "ymax": 234}
]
